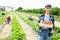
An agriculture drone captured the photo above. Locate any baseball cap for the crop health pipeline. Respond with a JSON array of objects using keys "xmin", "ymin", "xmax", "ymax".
[{"xmin": 45, "ymin": 4, "xmax": 51, "ymax": 8}]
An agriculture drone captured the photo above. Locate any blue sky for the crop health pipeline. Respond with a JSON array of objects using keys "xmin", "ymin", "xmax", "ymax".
[{"xmin": 0, "ymin": 0, "xmax": 60, "ymax": 9}]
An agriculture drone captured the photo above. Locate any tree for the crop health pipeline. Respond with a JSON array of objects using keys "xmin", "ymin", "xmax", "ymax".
[{"xmin": 16, "ymin": 7, "xmax": 23, "ymax": 11}]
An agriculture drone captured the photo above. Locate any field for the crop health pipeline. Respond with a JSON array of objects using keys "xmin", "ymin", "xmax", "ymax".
[
  {"xmin": 16, "ymin": 12, "xmax": 60, "ymax": 40},
  {"xmin": 0, "ymin": 12, "xmax": 60, "ymax": 40},
  {"xmin": 20, "ymin": 12, "xmax": 60, "ymax": 22}
]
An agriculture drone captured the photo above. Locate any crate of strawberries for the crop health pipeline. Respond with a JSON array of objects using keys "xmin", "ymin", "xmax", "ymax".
[{"xmin": 39, "ymin": 21, "xmax": 53, "ymax": 28}]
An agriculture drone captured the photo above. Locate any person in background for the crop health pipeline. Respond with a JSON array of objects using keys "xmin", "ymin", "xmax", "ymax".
[
  {"xmin": 5, "ymin": 16, "xmax": 11, "ymax": 24},
  {"xmin": 38, "ymin": 4, "xmax": 54, "ymax": 40},
  {"xmin": 28, "ymin": 16, "xmax": 33, "ymax": 21}
]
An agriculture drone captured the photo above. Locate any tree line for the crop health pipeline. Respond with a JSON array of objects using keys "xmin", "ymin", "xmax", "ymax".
[{"xmin": 16, "ymin": 7, "xmax": 60, "ymax": 17}]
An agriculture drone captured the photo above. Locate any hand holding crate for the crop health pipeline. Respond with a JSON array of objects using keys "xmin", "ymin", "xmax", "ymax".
[{"xmin": 39, "ymin": 21, "xmax": 53, "ymax": 28}]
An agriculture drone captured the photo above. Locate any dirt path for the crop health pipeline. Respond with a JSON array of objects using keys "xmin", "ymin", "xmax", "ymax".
[
  {"xmin": 0, "ymin": 24, "xmax": 11, "ymax": 38},
  {"xmin": 23, "ymin": 13, "xmax": 60, "ymax": 27},
  {"xmin": 15, "ymin": 14, "xmax": 38, "ymax": 40},
  {"xmin": 0, "ymin": 15, "xmax": 12, "ymax": 39}
]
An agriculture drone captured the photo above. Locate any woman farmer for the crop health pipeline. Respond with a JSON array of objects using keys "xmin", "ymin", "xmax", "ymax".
[{"xmin": 38, "ymin": 4, "xmax": 54, "ymax": 40}]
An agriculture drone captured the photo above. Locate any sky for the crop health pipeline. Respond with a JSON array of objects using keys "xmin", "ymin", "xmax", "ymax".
[{"xmin": 0, "ymin": 0, "xmax": 60, "ymax": 9}]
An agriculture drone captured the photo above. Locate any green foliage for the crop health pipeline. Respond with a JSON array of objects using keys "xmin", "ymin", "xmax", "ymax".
[
  {"xmin": 17, "ymin": 13, "xmax": 39, "ymax": 32},
  {"xmin": 11, "ymin": 15, "xmax": 26, "ymax": 40},
  {"xmin": 52, "ymin": 33, "xmax": 60, "ymax": 40},
  {"xmin": 16, "ymin": 7, "xmax": 23, "ymax": 11},
  {"xmin": 54, "ymin": 26, "xmax": 60, "ymax": 32},
  {"xmin": 0, "ymin": 12, "xmax": 9, "ymax": 24},
  {"xmin": 16, "ymin": 7, "xmax": 60, "ymax": 16}
]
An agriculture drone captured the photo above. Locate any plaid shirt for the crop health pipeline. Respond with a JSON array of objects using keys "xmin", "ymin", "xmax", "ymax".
[{"xmin": 38, "ymin": 14, "xmax": 55, "ymax": 29}]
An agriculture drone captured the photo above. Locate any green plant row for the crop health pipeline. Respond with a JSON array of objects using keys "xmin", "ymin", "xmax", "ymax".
[
  {"xmin": 11, "ymin": 14, "xmax": 26, "ymax": 40},
  {"xmin": 17, "ymin": 13, "xmax": 39, "ymax": 32}
]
